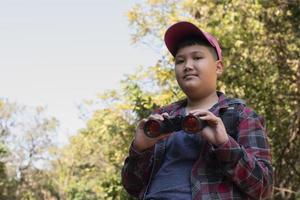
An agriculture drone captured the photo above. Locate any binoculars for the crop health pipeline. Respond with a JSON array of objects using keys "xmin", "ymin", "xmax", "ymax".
[{"xmin": 143, "ymin": 114, "xmax": 207, "ymax": 138}]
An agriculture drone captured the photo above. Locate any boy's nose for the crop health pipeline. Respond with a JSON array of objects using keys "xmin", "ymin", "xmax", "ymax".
[{"xmin": 184, "ymin": 60, "xmax": 194, "ymax": 71}]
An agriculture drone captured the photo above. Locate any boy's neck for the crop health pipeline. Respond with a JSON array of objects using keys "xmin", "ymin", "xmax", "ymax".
[{"xmin": 186, "ymin": 91, "xmax": 219, "ymax": 112}]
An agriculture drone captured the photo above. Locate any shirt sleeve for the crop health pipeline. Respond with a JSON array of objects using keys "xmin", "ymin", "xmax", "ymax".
[
  {"xmin": 213, "ymin": 108, "xmax": 273, "ymax": 199},
  {"xmin": 121, "ymin": 102, "xmax": 183, "ymax": 198},
  {"xmin": 121, "ymin": 141, "xmax": 155, "ymax": 198}
]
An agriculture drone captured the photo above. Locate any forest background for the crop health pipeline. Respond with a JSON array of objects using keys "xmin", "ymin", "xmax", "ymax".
[{"xmin": 0, "ymin": 0, "xmax": 299, "ymax": 199}]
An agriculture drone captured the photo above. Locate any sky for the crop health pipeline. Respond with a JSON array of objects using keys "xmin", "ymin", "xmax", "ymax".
[{"xmin": 0, "ymin": 0, "xmax": 161, "ymax": 144}]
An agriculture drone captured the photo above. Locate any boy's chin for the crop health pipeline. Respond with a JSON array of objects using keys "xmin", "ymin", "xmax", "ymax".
[
  {"xmin": 181, "ymin": 82, "xmax": 202, "ymax": 91},
  {"xmin": 181, "ymin": 85, "xmax": 215, "ymax": 98},
  {"xmin": 182, "ymin": 85, "xmax": 202, "ymax": 95}
]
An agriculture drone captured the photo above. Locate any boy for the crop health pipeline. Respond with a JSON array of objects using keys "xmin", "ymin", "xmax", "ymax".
[{"xmin": 121, "ymin": 21, "xmax": 273, "ymax": 200}]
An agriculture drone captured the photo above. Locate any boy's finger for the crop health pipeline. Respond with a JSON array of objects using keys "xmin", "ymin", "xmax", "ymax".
[
  {"xmin": 199, "ymin": 114, "xmax": 221, "ymax": 126},
  {"xmin": 189, "ymin": 109, "xmax": 206, "ymax": 114},
  {"xmin": 199, "ymin": 114, "xmax": 216, "ymax": 121},
  {"xmin": 148, "ymin": 114, "xmax": 164, "ymax": 121},
  {"xmin": 189, "ymin": 110, "xmax": 210, "ymax": 117},
  {"xmin": 161, "ymin": 112, "xmax": 170, "ymax": 117}
]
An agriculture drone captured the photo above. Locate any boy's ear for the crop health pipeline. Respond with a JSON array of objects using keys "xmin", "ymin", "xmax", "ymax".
[{"xmin": 216, "ymin": 60, "xmax": 224, "ymax": 78}]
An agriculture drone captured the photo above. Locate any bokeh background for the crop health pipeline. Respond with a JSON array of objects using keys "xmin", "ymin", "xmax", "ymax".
[{"xmin": 0, "ymin": 0, "xmax": 299, "ymax": 199}]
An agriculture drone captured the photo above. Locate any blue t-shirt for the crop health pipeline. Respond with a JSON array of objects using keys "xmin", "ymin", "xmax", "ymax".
[{"xmin": 145, "ymin": 129, "xmax": 201, "ymax": 199}]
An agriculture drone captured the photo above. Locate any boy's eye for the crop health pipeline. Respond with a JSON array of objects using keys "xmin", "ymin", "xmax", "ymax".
[
  {"xmin": 194, "ymin": 56, "xmax": 202, "ymax": 60},
  {"xmin": 175, "ymin": 59, "xmax": 184, "ymax": 64}
]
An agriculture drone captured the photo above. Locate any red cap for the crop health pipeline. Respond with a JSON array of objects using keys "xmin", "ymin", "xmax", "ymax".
[{"xmin": 164, "ymin": 21, "xmax": 222, "ymax": 60}]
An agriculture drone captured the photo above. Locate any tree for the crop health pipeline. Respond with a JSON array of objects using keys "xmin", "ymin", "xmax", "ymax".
[
  {"xmin": 127, "ymin": 0, "xmax": 300, "ymax": 199},
  {"xmin": 0, "ymin": 99, "xmax": 59, "ymax": 200},
  {"xmin": 0, "ymin": 99, "xmax": 19, "ymax": 200},
  {"xmin": 50, "ymin": 63, "xmax": 185, "ymax": 199},
  {"xmin": 52, "ymin": 0, "xmax": 299, "ymax": 199}
]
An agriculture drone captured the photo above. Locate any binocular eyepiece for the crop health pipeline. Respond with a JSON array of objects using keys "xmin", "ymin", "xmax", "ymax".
[{"xmin": 143, "ymin": 114, "xmax": 207, "ymax": 138}]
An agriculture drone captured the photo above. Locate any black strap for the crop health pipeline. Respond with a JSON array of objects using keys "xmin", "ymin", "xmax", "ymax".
[{"xmin": 219, "ymin": 98, "xmax": 245, "ymax": 140}]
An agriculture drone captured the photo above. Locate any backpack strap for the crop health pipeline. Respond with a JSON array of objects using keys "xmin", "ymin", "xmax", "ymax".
[{"xmin": 219, "ymin": 98, "xmax": 245, "ymax": 140}]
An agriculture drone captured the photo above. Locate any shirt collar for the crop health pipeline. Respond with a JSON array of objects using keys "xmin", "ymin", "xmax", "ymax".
[
  {"xmin": 210, "ymin": 91, "xmax": 230, "ymax": 116},
  {"xmin": 176, "ymin": 91, "xmax": 230, "ymax": 116}
]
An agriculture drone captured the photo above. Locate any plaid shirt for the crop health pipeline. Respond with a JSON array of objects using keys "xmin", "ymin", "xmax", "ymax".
[{"xmin": 122, "ymin": 92, "xmax": 273, "ymax": 199}]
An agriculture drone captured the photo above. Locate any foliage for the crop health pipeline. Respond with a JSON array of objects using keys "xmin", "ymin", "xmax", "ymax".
[
  {"xmin": 125, "ymin": 0, "xmax": 300, "ymax": 199},
  {"xmin": 2, "ymin": 0, "xmax": 299, "ymax": 199},
  {"xmin": 50, "ymin": 65, "xmax": 181, "ymax": 199},
  {"xmin": 0, "ymin": 99, "xmax": 18, "ymax": 200},
  {"xmin": 0, "ymin": 99, "xmax": 59, "ymax": 200},
  {"xmin": 53, "ymin": 0, "xmax": 299, "ymax": 199}
]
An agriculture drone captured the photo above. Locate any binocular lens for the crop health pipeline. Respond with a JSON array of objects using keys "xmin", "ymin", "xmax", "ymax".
[
  {"xmin": 143, "ymin": 114, "xmax": 206, "ymax": 138},
  {"xmin": 182, "ymin": 115, "xmax": 200, "ymax": 133},
  {"xmin": 144, "ymin": 120, "xmax": 161, "ymax": 138}
]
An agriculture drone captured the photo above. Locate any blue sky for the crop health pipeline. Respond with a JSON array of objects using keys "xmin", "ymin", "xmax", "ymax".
[{"xmin": 0, "ymin": 0, "xmax": 161, "ymax": 143}]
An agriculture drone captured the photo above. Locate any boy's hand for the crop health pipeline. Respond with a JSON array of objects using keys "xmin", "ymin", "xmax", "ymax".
[
  {"xmin": 133, "ymin": 113, "xmax": 172, "ymax": 152},
  {"xmin": 189, "ymin": 110, "xmax": 229, "ymax": 146}
]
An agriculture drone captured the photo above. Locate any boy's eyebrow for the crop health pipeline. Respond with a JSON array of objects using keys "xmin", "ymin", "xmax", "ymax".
[{"xmin": 175, "ymin": 50, "xmax": 205, "ymax": 58}]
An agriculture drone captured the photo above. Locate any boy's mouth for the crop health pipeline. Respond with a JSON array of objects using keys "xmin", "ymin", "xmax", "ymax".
[{"xmin": 183, "ymin": 74, "xmax": 198, "ymax": 79}]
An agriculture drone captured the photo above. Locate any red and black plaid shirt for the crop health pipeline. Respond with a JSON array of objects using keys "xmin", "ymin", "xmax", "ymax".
[{"xmin": 122, "ymin": 92, "xmax": 273, "ymax": 199}]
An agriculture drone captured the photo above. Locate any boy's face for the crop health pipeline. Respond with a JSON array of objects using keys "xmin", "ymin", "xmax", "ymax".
[{"xmin": 174, "ymin": 44, "xmax": 223, "ymax": 99}]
